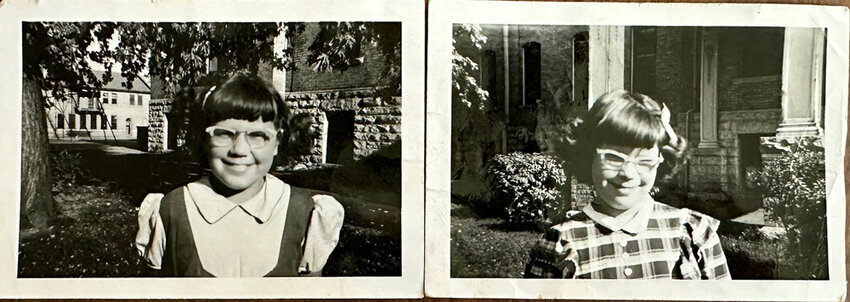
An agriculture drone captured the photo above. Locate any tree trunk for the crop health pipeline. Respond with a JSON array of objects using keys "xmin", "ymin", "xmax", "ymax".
[{"xmin": 21, "ymin": 75, "xmax": 56, "ymax": 230}]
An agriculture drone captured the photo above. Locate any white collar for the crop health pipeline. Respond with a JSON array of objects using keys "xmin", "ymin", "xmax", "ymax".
[
  {"xmin": 186, "ymin": 175, "xmax": 287, "ymax": 224},
  {"xmin": 582, "ymin": 195, "xmax": 655, "ymax": 234}
]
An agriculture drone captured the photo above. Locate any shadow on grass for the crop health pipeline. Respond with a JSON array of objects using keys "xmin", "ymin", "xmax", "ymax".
[{"xmin": 23, "ymin": 142, "xmax": 401, "ymax": 277}]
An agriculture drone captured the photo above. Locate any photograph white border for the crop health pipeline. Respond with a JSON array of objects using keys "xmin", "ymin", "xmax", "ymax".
[
  {"xmin": 425, "ymin": 1, "xmax": 848, "ymax": 300},
  {"xmin": 0, "ymin": 0, "xmax": 424, "ymax": 298}
]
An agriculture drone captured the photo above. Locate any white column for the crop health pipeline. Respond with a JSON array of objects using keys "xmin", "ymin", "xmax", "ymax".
[
  {"xmin": 502, "ymin": 25, "xmax": 510, "ymax": 154},
  {"xmin": 588, "ymin": 26, "xmax": 625, "ymax": 108},
  {"xmin": 777, "ymin": 28, "xmax": 825, "ymax": 137},
  {"xmin": 272, "ymin": 27, "xmax": 288, "ymax": 94},
  {"xmin": 698, "ymin": 29, "xmax": 720, "ymax": 148}
]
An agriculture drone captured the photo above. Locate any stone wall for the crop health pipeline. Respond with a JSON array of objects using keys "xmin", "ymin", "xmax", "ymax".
[
  {"xmin": 147, "ymin": 98, "xmax": 173, "ymax": 152},
  {"xmin": 286, "ymin": 90, "xmax": 401, "ymax": 165},
  {"xmin": 677, "ymin": 109, "xmax": 781, "ymax": 194}
]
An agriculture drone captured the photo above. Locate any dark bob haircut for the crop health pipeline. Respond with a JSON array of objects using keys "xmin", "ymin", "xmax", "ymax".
[
  {"xmin": 565, "ymin": 90, "xmax": 687, "ymax": 184},
  {"xmin": 203, "ymin": 73, "xmax": 289, "ymax": 129}
]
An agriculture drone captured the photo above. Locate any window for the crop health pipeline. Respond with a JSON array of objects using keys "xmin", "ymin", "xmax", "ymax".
[
  {"xmin": 631, "ymin": 27, "xmax": 657, "ymax": 96},
  {"xmin": 90, "ymin": 114, "xmax": 97, "ymax": 129},
  {"xmin": 572, "ymin": 31, "xmax": 589, "ymax": 106},
  {"xmin": 80, "ymin": 114, "xmax": 86, "ymax": 129},
  {"xmin": 137, "ymin": 94, "xmax": 144, "ymax": 106},
  {"xmin": 100, "ymin": 115, "xmax": 107, "ymax": 129},
  {"xmin": 111, "ymin": 93, "xmax": 118, "ymax": 104},
  {"xmin": 68, "ymin": 114, "xmax": 76, "ymax": 129},
  {"xmin": 57, "ymin": 114, "xmax": 65, "ymax": 129},
  {"xmin": 101, "ymin": 92, "xmax": 108, "ymax": 99},
  {"xmin": 110, "ymin": 115, "xmax": 117, "ymax": 129},
  {"xmin": 480, "ymin": 49, "xmax": 498, "ymax": 107},
  {"xmin": 734, "ymin": 27, "xmax": 784, "ymax": 78},
  {"xmin": 522, "ymin": 42, "xmax": 541, "ymax": 106},
  {"xmin": 130, "ymin": 95, "xmax": 135, "ymax": 105}
]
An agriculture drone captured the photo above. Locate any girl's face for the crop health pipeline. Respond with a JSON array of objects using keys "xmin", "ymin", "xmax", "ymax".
[
  {"xmin": 206, "ymin": 118, "xmax": 279, "ymax": 191},
  {"xmin": 591, "ymin": 144, "xmax": 662, "ymax": 213}
]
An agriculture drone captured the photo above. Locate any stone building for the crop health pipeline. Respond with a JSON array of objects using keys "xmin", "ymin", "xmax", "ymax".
[
  {"xmin": 456, "ymin": 25, "xmax": 591, "ymax": 156},
  {"xmin": 283, "ymin": 23, "xmax": 401, "ymax": 166},
  {"xmin": 457, "ymin": 25, "xmax": 826, "ymax": 216},
  {"xmin": 626, "ymin": 27, "xmax": 825, "ymax": 215},
  {"xmin": 45, "ymin": 71, "xmax": 151, "ymax": 141},
  {"xmin": 147, "ymin": 23, "xmax": 401, "ymax": 168}
]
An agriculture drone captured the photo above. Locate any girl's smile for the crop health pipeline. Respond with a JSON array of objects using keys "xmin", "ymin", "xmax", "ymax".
[
  {"xmin": 207, "ymin": 118, "xmax": 279, "ymax": 202},
  {"xmin": 592, "ymin": 144, "xmax": 660, "ymax": 216}
]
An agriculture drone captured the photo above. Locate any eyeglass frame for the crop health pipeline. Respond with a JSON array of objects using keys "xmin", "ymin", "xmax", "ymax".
[
  {"xmin": 595, "ymin": 148, "xmax": 664, "ymax": 174},
  {"xmin": 204, "ymin": 126, "xmax": 282, "ymax": 149}
]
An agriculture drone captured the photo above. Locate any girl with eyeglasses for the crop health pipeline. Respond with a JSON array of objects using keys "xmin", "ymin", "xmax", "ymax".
[
  {"xmin": 135, "ymin": 73, "xmax": 343, "ymax": 277},
  {"xmin": 524, "ymin": 90, "xmax": 730, "ymax": 279}
]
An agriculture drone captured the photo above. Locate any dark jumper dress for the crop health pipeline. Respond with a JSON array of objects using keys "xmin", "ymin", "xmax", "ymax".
[{"xmin": 157, "ymin": 185, "xmax": 316, "ymax": 277}]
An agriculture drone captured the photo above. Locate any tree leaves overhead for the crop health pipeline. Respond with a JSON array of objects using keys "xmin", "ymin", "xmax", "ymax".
[
  {"xmin": 24, "ymin": 21, "xmax": 399, "ymax": 100},
  {"xmin": 307, "ymin": 22, "xmax": 401, "ymax": 95}
]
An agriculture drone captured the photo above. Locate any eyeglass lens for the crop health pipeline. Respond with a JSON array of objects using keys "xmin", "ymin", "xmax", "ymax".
[
  {"xmin": 598, "ymin": 150, "xmax": 660, "ymax": 172},
  {"xmin": 208, "ymin": 127, "xmax": 273, "ymax": 148}
]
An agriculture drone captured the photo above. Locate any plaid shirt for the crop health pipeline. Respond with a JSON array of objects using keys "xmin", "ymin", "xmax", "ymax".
[{"xmin": 524, "ymin": 200, "xmax": 730, "ymax": 279}]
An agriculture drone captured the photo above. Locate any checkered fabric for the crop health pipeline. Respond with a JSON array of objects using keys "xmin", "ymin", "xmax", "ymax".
[{"xmin": 524, "ymin": 201, "xmax": 731, "ymax": 279}]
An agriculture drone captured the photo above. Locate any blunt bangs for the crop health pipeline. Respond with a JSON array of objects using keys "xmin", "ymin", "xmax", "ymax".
[{"xmin": 202, "ymin": 74, "xmax": 286, "ymax": 128}]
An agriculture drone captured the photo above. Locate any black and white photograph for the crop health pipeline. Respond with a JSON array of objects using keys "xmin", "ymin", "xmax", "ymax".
[
  {"xmin": 0, "ymin": 0, "xmax": 424, "ymax": 298},
  {"xmin": 426, "ymin": 1, "xmax": 847, "ymax": 300}
]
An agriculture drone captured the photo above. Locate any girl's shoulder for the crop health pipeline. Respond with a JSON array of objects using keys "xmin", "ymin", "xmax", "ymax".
[
  {"xmin": 270, "ymin": 175, "xmax": 344, "ymax": 219},
  {"xmin": 651, "ymin": 201, "xmax": 722, "ymax": 246}
]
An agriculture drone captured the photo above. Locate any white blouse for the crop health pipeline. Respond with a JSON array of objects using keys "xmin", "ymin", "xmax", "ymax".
[{"xmin": 134, "ymin": 175, "xmax": 344, "ymax": 277}]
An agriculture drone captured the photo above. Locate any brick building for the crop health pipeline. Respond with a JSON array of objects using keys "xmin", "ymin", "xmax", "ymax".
[{"xmin": 45, "ymin": 71, "xmax": 151, "ymax": 141}]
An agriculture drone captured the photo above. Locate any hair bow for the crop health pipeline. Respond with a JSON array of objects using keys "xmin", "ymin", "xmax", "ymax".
[
  {"xmin": 202, "ymin": 86, "xmax": 217, "ymax": 110},
  {"xmin": 660, "ymin": 103, "xmax": 679, "ymax": 146}
]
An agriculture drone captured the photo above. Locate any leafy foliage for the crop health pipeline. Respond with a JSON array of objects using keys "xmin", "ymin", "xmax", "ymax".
[
  {"xmin": 748, "ymin": 137, "xmax": 828, "ymax": 279},
  {"xmin": 25, "ymin": 21, "xmax": 399, "ymax": 102},
  {"xmin": 451, "ymin": 24, "xmax": 504, "ymax": 181},
  {"xmin": 452, "ymin": 24, "xmax": 489, "ymax": 110},
  {"xmin": 307, "ymin": 22, "xmax": 401, "ymax": 95},
  {"xmin": 485, "ymin": 152, "xmax": 569, "ymax": 227}
]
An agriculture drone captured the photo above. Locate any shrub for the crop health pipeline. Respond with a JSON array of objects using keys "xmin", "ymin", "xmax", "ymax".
[
  {"xmin": 748, "ymin": 137, "xmax": 827, "ymax": 279},
  {"xmin": 50, "ymin": 150, "xmax": 83, "ymax": 192},
  {"xmin": 484, "ymin": 152, "xmax": 568, "ymax": 227}
]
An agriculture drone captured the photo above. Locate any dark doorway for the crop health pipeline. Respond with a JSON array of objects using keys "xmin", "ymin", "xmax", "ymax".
[
  {"xmin": 738, "ymin": 133, "xmax": 770, "ymax": 193},
  {"xmin": 325, "ymin": 110, "xmax": 355, "ymax": 165}
]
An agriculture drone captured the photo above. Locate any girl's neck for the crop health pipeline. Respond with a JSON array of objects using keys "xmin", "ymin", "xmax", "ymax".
[
  {"xmin": 591, "ymin": 199, "xmax": 628, "ymax": 217},
  {"xmin": 209, "ymin": 175, "xmax": 265, "ymax": 205}
]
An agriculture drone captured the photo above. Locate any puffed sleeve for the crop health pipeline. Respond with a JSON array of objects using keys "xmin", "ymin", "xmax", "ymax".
[
  {"xmin": 298, "ymin": 194, "xmax": 344, "ymax": 275},
  {"xmin": 134, "ymin": 193, "xmax": 166, "ymax": 270},
  {"xmin": 682, "ymin": 210, "xmax": 731, "ymax": 280},
  {"xmin": 524, "ymin": 223, "xmax": 578, "ymax": 278}
]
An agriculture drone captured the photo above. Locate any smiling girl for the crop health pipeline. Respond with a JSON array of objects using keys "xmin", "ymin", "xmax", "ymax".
[
  {"xmin": 524, "ymin": 90, "xmax": 730, "ymax": 279},
  {"xmin": 135, "ymin": 73, "xmax": 343, "ymax": 277}
]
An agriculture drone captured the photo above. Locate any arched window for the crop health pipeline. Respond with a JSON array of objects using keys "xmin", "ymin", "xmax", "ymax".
[
  {"xmin": 522, "ymin": 42, "xmax": 541, "ymax": 106},
  {"xmin": 572, "ymin": 32, "xmax": 589, "ymax": 107}
]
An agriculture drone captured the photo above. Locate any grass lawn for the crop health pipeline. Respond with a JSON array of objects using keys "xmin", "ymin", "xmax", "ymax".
[
  {"xmin": 18, "ymin": 144, "xmax": 400, "ymax": 277},
  {"xmin": 451, "ymin": 202, "xmax": 797, "ymax": 279},
  {"xmin": 450, "ymin": 204, "xmax": 540, "ymax": 278},
  {"xmin": 18, "ymin": 184, "xmax": 152, "ymax": 277}
]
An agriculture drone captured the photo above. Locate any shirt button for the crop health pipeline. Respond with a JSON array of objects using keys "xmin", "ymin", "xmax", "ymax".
[
  {"xmin": 619, "ymin": 241, "xmax": 628, "ymax": 247},
  {"xmin": 624, "ymin": 268, "xmax": 633, "ymax": 276}
]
